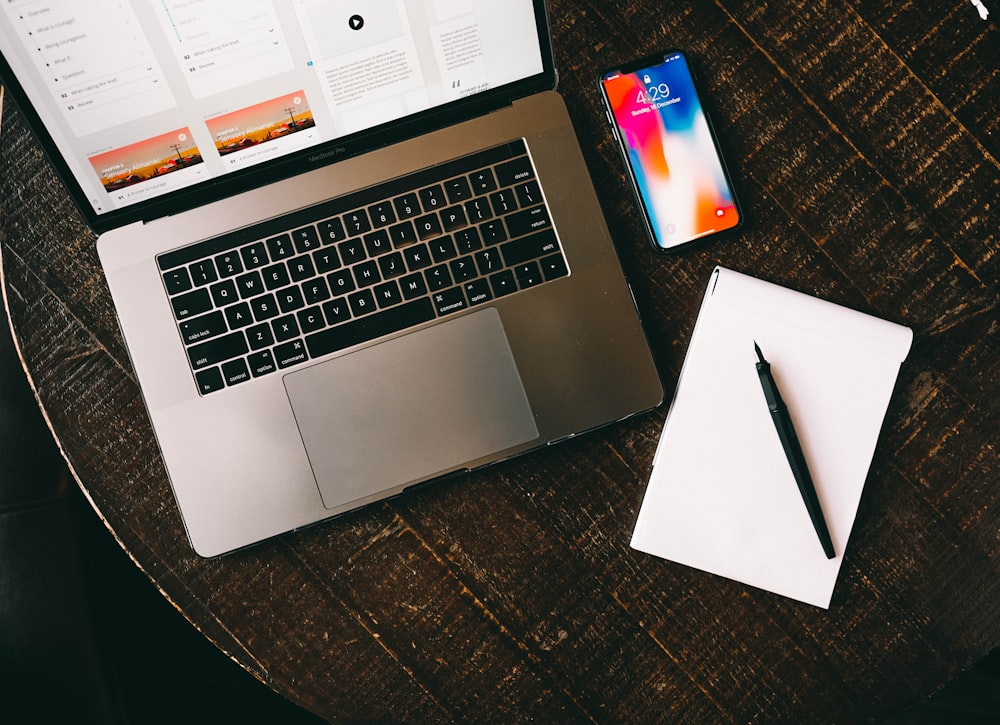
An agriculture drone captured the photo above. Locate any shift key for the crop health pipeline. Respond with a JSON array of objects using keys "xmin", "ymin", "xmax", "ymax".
[
  {"xmin": 188, "ymin": 331, "xmax": 248, "ymax": 369},
  {"xmin": 500, "ymin": 229, "xmax": 560, "ymax": 266}
]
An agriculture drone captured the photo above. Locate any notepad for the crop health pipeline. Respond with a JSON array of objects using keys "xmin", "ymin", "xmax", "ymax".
[{"xmin": 631, "ymin": 267, "xmax": 912, "ymax": 608}]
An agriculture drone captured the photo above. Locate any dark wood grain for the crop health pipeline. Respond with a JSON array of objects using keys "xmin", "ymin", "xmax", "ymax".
[{"xmin": 2, "ymin": 1, "xmax": 997, "ymax": 721}]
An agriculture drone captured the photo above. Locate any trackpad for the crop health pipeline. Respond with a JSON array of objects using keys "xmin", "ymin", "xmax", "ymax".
[{"xmin": 283, "ymin": 308, "xmax": 539, "ymax": 509}]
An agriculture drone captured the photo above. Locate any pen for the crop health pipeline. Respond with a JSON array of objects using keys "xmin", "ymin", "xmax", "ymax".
[{"xmin": 754, "ymin": 342, "xmax": 836, "ymax": 559}]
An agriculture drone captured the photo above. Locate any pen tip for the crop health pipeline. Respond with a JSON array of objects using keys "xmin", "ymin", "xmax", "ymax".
[{"xmin": 753, "ymin": 341, "xmax": 764, "ymax": 362}]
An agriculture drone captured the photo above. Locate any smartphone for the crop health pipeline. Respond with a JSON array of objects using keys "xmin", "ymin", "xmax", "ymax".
[{"xmin": 599, "ymin": 51, "xmax": 741, "ymax": 252}]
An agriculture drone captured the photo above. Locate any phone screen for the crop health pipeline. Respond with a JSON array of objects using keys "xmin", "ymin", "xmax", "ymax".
[{"xmin": 600, "ymin": 52, "xmax": 739, "ymax": 251}]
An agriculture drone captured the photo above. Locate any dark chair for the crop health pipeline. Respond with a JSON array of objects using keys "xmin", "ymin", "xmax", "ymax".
[
  {"xmin": 0, "ymin": 304, "xmax": 118, "ymax": 720},
  {"xmin": 0, "ymin": 302, "xmax": 320, "ymax": 723}
]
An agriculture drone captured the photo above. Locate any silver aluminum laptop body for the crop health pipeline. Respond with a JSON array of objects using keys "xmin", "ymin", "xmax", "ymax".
[{"xmin": 1, "ymin": 1, "xmax": 662, "ymax": 556}]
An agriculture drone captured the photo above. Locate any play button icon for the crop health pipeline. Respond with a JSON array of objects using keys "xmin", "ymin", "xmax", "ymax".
[{"xmin": 348, "ymin": 14, "xmax": 364, "ymax": 30}]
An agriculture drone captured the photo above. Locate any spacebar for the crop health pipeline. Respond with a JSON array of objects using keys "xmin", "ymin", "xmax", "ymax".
[{"xmin": 305, "ymin": 298, "xmax": 436, "ymax": 359}]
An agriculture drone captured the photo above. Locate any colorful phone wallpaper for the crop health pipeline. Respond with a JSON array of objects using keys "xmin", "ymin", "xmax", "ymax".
[{"xmin": 602, "ymin": 54, "xmax": 738, "ymax": 248}]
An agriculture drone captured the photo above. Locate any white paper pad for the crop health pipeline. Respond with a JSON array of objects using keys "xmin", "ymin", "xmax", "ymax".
[{"xmin": 631, "ymin": 267, "xmax": 912, "ymax": 608}]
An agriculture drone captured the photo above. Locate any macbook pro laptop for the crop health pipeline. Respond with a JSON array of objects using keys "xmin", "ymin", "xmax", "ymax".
[{"xmin": 0, "ymin": 0, "xmax": 662, "ymax": 556}]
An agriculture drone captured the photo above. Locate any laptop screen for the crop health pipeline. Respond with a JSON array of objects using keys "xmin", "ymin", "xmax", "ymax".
[{"xmin": 0, "ymin": 0, "xmax": 550, "ymax": 231}]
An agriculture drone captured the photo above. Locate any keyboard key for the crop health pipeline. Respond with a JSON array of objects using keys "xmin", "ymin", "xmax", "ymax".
[
  {"xmin": 464, "ymin": 278, "xmax": 493, "ymax": 305},
  {"xmin": 306, "ymin": 298, "xmax": 435, "ymax": 359},
  {"xmin": 474, "ymin": 248, "xmax": 503, "ymax": 275},
  {"xmin": 500, "ymin": 229, "xmax": 560, "ymax": 266},
  {"xmin": 465, "ymin": 197, "xmax": 493, "ymax": 222},
  {"xmin": 249, "ymin": 293, "xmax": 280, "ymax": 321},
  {"xmin": 271, "ymin": 314, "xmax": 301, "ymax": 342},
  {"xmin": 389, "ymin": 220, "xmax": 417, "ymax": 248},
  {"xmin": 179, "ymin": 310, "xmax": 226, "ymax": 345},
  {"xmin": 403, "ymin": 243, "xmax": 431, "ymax": 270},
  {"xmin": 505, "ymin": 205, "xmax": 551, "ymax": 239},
  {"xmin": 195, "ymin": 367, "xmax": 225, "ymax": 394},
  {"xmin": 449, "ymin": 256, "xmax": 477, "ymax": 283},
  {"xmin": 369, "ymin": 201, "xmax": 396, "ymax": 227},
  {"xmin": 302, "ymin": 277, "xmax": 331, "ymax": 304},
  {"xmin": 297, "ymin": 306, "xmax": 326, "ymax": 333},
  {"xmin": 214, "ymin": 252, "xmax": 243, "ymax": 277},
  {"xmin": 276, "ymin": 285, "xmax": 305, "ymax": 313},
  {"xmin": 327, "ymin": 269, "xmax": 356, "ymax": 295},
  {"xmin": 363, "ymin": 229, "xmax": 392, "ymax": 257},
  {"xmin": 430, "ymin": 235, "xmax": 457, "ymax": 262},
  {"xmin": 171, "ymin": 288, "xmax": 212, "ymax": 320},
  {"xmin": 338, "ymin": 237, "xmax": 366, "ymax": 264},
  {"xmin": 419, "ymin": 184, "xmax": 446, "ymax": 211},
  {"xmin": 541, "ymin": 253, "xmax": 569, "ymax": 280},
  {"xmin": 469, "ymin": 168, "xmax": 497, "ymax": 194},
  {"xmin": 393, "ymin": 192, "xmax": 420, "ymax": 219},
  {"xmin": 514, "ymin": 261, "xmax": 543, "ymax": 288},
  {"xmin": 399, "ymin": 273, "xmax": 428, "ymax": 300},
  {"xmin": 262, "ymin": 263, "xmax": 290, "ymax": 290},
  {"xmin": 274, "ymin": 339, "xmax": 308, "ymax": 369},
  {"xmin": 425, "ymin": 264, "xmax": 452, "ymax": 291},
  {"xmin": 319, "ymin": 217, "xmax": 346, "ymax": 244},
  {"xmin": 240, "ymin": 243, "xmax": 269, "ymax": 269},
  {"xmin": 288, "ymin": 255, "xmax": 317, "ymax": 282},
  {"xmin": 312, "ymin": 247, "xmax": 341, "ymax": 273},
  {"xmin": 441, "ymin": 205, "xmax": 468, "ymax": 232},
  {"xmin": 209, "ymin": 279, "xmax": 238, "ymax": 307},
  {"xmin": 246, "ymin": 323, "xmax": 275, "ymax": 350},
  {"xmin": 190, "ymin": 259, "xmax": 218, "ymax": 286},
  {"xmin": 291, "ymin": 226, "xmax": 320, "ymax": 253},
  {"xmin": 248, "ymin": 350, "xmax": 276, "ymax": 377},
  {"xmin": 489, "ymin": 270, "xmax": 517, "ymax": 297},
  {"xmin": 266, "ymin": 234, "xmax": 294, "ymax": 260},
  {"xmin": 444, "ymin": 176, "xmax": 472, "ymax": 203},
  {"xmin": 515, "ymin": 180, "xmax": 542, "ymax": 207},
  {"xmin": 322, "ymin": 297, "xmax": 351, "ymax": 325},
  {"xmin": 454, "ymin": 227, "xmax": 482, "ymax": 254},
  {"xmin": 374, "ymin": 280, "xmax": 402, "ymax": 309},
  {"xmin": 353, "ymin": 260, "xmax": 381, "ymax": 288},
  {"xmin": 496, "ymin": 156, "xmax": 535, "ymax": 187},
  {"xmin": 415, "ymin": 213, "xmax": 443, "ymax": 240},
  {"xmin": 163, "ymin": 268, "xmax": 192, "ymax": 294},
  {"xmin": 378, "ymin": 251, "xmax": 406, "ymax": 279},
  {"xmin": 344, "ymin": 209, "xmax": 371, "ymax": 235},
  {"xmin": 235, "ymin": 270, "xmax": 264, "ymax": 298},
  {"xmin": 224, "ymin": 302, "xmax": 254, "ymax": 330},
  {"xmin": 490, "ymin": 189, "xmax": 518, "ymax": 216},
  {"xmin": 348, "ymin": 289, "xmax": 376, "ymax": 317},
  {"xmin": 433, "ymin": 287, "xmax": 466, "ymax": 315},
  {"xmin": 188, "ymin": 331, "xmax": 248, "ymax": 369},
  {"xmin": 481, "ymin": 220, "xmax": 507, "ymax": 245},
  {"xmin": 222, "ymin": 358, "xmax": 251, "ymax": 386}
]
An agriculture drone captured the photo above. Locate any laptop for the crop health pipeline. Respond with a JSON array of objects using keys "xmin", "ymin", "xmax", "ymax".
[{"xmin": 0, "ymin": 0, "xmax": 662, "ymax": 556}]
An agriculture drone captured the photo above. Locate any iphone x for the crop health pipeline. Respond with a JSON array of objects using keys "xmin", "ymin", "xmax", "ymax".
[{"xmin": 599, "ymin": 51, "xmax": 741, "ymax": 252}]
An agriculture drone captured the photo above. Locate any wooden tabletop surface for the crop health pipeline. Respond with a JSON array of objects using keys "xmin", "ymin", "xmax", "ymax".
[{"xmin": 2, "ymin": 1, "xmax": 997, "ymax": 721}]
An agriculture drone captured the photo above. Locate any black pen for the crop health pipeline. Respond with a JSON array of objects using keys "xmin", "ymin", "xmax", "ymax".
[{"xmin": 754, "ymin": 342, "xmax": 836, "ymax": 559}]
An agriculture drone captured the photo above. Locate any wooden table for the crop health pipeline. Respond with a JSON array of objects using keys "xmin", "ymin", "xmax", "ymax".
[{"xmin": 2, "ymin": 1, "xmax": 997, "ymax": 721}]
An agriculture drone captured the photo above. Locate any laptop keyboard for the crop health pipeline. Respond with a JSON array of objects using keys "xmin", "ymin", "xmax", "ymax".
[{"xmin": 157, "ymin": 139, "xmax": 569, "ymax": 395}]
